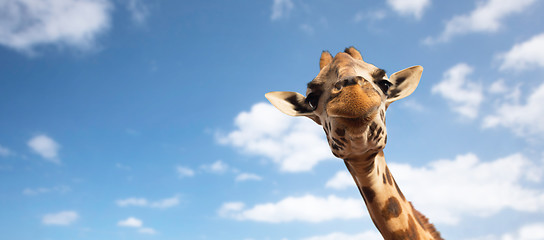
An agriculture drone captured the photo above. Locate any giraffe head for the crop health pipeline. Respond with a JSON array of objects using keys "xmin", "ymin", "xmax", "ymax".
[{"xmin": 266, "ymin": 47, "xmax": 422, "ymax": 159}]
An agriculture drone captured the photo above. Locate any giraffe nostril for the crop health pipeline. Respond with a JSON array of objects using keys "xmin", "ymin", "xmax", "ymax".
[{"xmin": 335, "ymin": 78, "xmax": 359, "ymax": 92}]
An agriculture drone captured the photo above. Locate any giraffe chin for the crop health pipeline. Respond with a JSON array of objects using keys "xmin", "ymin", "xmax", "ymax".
[{"xmin": 327, "ymin": 110, "xmax": 385, "ymax": 159}]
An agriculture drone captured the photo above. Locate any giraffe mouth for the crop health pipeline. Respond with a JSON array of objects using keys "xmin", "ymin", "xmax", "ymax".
[
  {"xmin": 328, "ymin": 105, "xmax": 379, "ymax": 119},
  {"xmin": 333, "ymin": 111, "xmax": 377, "ymax": 129}
]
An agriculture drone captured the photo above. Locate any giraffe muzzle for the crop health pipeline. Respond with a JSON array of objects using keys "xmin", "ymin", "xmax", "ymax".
[{"xmin": 326, "ymin": 84, "xmax": 381, "ymax": 119}]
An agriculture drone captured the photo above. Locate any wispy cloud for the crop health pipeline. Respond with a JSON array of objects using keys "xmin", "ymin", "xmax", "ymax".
[
  {"xmin": 27, "ymin": 134, "xmax": 61, "ymax": 164},
  {"xmin": 235, "ymin": 173, "xmax": 262, "ymax": 182},
  {"xmin": 218, "ymin": 103, "xmax": 333, "ymax": 172},
  {"xmin": 353, "ymin": 10, "xmax": 387, "ymax": 23},
  {"xmin": 176, "ymin": 166, "xmax": 195, "ymax": 178},
  {"xmin": 0, "ymin": 0, "xmax": 112, "ymax": 55},
  {"xmin": 386, "ymin": 0, "xmax": 431, "ymax": 19},
  {"xmin": 149, "ymin": 195, "xmax": 180, "ymax": 209},
  {"xmin": 270, "ymin": 0, "xmax": 294, "ymax": 21},
  {"xmin": 218, "ymin": 195, "xmax": 364, "ymax": 223},
  {"xmin": 42, "ymin": 211, "xmax": 79, "ymax": 226},
  {"xmin": 0, "ymin": 144, "xmax": 12, "ymax": 157},
  {"xmin": 138, "ymin": 227, "xmax": 157, "ymax": 235},
  {"xmin": 299, "ymin": 24, "xmax": 314, "ymax": 35},
  {"xmin": 201, "ymin": 160, "xmax": 229, "ymax": 174},
  {"xmin": 116, "ymin": 195, "xmax": 180, "ymax": 209},
  {"xmin": 432, "ymin": 63, "xmax": 483, "ymax": 119},
  {"xmin": 301, "ymin": 231, "xmax": 382, "ymax": 240},
  {"xmin": 115, "ymin": 163, "xmax": 132, "ymax": 171},
  {"xmin": 401, "ymin": 99, "xmax": 426, "ymax": 112},
  {"xmin": 118, "ymin": 217, "xmax": 142, "ymax": 227},
  {"xmin": 498, "ymin": 33, "xmax": 544, "ymax": 71},
  {"xmin": 23, "ymin": 185, "xmax": 70, "ymax": 196},
  {"xmin": 125, "ymin": 0, "xmax": 149, "ymax": 24},
  {"xmin": 424, "ymin": 0, "xmax": 538, "ymax": 44},
  {"xmin": 116, "ymin": 197, "xmax": 148, "ymax": 207}
]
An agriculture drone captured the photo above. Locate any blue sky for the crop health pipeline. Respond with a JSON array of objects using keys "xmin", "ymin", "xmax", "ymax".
[{"xmin": 1, "ymin": 0, "xmax": 544, "ymax": 239}]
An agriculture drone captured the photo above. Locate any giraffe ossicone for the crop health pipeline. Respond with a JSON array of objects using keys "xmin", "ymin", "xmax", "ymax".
[{"xmin": 266, "ymin": 47, "xmax": 443, "ymax": 240}]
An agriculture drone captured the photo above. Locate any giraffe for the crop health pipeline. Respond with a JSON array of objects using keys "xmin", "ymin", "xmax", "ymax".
[{"xmin": 265, "ymin": 47, "xmax": 443, "ymax": 240}]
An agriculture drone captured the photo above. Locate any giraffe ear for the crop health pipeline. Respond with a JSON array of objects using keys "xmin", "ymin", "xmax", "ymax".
[
  {"xmin": 265, "ymin": 91, "xmax": 315, "ymax": 116},
  {"xmin": 320, "ymin": 51, "xmax": 333, "ymax": 70},
  {"xmin": 386, "ymin": 65, "xmax": 423, "ymax": 105},
  {"xmin": 344, "ymin": 47, "xmax": 363, "ymax": 61}
]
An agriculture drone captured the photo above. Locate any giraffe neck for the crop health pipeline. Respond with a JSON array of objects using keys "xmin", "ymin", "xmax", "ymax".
[{"xmin": 344, "ymin": 151, "xmax": 442, "ymax": 240}]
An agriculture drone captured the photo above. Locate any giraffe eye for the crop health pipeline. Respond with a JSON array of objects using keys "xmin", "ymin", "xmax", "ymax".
[
  {"xmin": 306, "ymin": 93, "xmax": 320, "ymax": 110},
  {"xmin": 377, "ymin": 80, "xmax": 393, "ymax": 94}
]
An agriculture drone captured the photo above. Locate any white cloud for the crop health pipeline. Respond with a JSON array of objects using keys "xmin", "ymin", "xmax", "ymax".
[
  {"xmin": 483, "ymin": 81, "xmax": 544, "ymax": 136},
  {"xmin": 118, "ymin": 217, "xmax": 157, "ymax": 235},
  {"xmin": 42, "ymin": 211, "xmax": 78, "ymax": 226},
  {"xmin": 301, "ymin": 231, "xmax": 382, "ymax": 240},
  {"xmin": 325, "ymin": 153, "xmax": 544, "ymax": 225},
  {"xmin": 218, "ymin": 103, "xmax": 334, "ymax": 172},
  {"xmin": 271, "ymin": 0, "xmax": 294, "ymax": 21},
  {"xmin": 23, "ymin": 185, "xmax": 70, "ymax": 196},
  {"xmin": 498, "ymin": 33, "xmax": 544, "ymax": 71},
  {"xmin": 218, "ymin": 195, "xmax": 364, "ymax": 223},
  {"xmin": 138, "ymin": 227, "xmax": 157, "ymax": 235},
  {"xmin": 487, "ymin": 79, "xmax": 521, "ymax": 104},
  {"xmin": 235, "ymin": 173, "xmax": 262, "ymax": 182},
  {"xmin": 489, "ymin": 79, "xmax": 508, "ymax": 94},
  {"xmin": 201, "ymin": 160, "xmax": 229, "ymax": 174},
  {"xmin": 0, "ymin": 0, "xmax": 112, "ymax": 54},
  {"xmin": 176, "ymin": 166, "xmax": 195, "ymax": 177},
  {"xmin": 473, "ymin": 222, "xmax": 544, "ymax": 240},
  {"xmin": 116, "ymin": 195, "xmax": 180, "ymax": 209},
  {"xmin": 424, "ymin": 0, "xmax": 537, "ymax": 44},
  {"xmin": 0, "ymin": 144, "xmax": 12, "ymax": 157},
  {"xmin": 27, "ymin": 134, "xmax": 61, "ymax": 164},
  {"xmin": 325, "ymin": 171, "xmax": 354, "ymax": 190},
  {"xmin": 389, "ymin": 153, "xmax": 544, "ymax": 225},
  {"xmin": 501, "ymin": 222, "xmax": 544, "ymax": 240},
  {"xmin": 386, "ymin": 0, "xmax": 431, "ymax": 19},
  {"xmin": 118, "ymin": 217, "xmax": 142, "ymax": 228},
  {"xmin": 125, "ymin": 0, "xmax": 149, "ymax": 24},
  {"xmin": 432, "ymin": 63, "xmax": 483, "ymax": 119}
]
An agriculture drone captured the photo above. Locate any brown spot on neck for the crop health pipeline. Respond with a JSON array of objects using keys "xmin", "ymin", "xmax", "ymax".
[
  {"xmin": 390, "ymin": 215, "xmax": 420, "ymax": 240},
  {"xmin": 362, "ymin": 186, "xmax": 376, "ymax": 203},
  {"xmin": 381, "ymin": 197, "xmax": 402, "ymax": 220}
]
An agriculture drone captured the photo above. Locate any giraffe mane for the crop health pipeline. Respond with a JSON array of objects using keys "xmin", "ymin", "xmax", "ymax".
[{"xmin": 410, "ymin": 203, "xmax": 444, "ymax": 240}]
